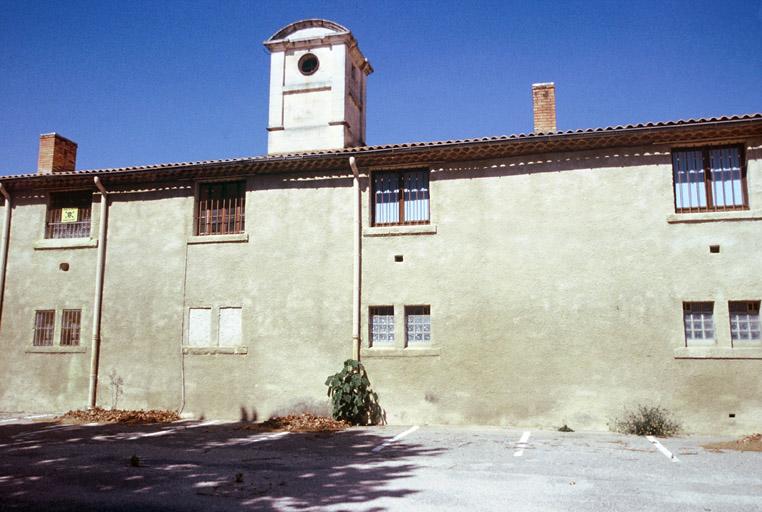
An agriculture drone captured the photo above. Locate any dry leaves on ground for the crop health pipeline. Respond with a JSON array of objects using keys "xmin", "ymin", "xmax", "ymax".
[
  {"xmin": 57, "ymin": 407, "xmax": 180, "ymax": 424},
  {"xmin": 703, "ymin": 433, "xmax": 762, "ymax": 452},
  {"xmin": 240, "ymin": 413, "xmax": 349, "ymax": 432}
]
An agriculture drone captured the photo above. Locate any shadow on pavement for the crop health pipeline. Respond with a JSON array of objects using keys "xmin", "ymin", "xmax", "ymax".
[{"xmin": 0, "ymin": 420, "xmax": 445, "ymax": 511}]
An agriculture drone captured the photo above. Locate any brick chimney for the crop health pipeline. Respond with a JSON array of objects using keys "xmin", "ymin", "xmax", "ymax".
[
  {"xmin": 532, "ymin": 83, "xmax": 557, "ymax": 133},
  {"xmin": 37, "ymin": 133, "xmax": 77, "ymax": 174}
]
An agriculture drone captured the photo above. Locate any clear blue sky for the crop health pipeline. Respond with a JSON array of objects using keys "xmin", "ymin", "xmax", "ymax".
[{"xmin": 1, "ymin": 0, "xmax": 760, "ymax": 175}]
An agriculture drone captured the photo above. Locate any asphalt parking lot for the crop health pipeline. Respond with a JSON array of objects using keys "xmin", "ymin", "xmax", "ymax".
[{"xmin": 0, "ymin": 417, "xmax": 760, "ymax": 511}]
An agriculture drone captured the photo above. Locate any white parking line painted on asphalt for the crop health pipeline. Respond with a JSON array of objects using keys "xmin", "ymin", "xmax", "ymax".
[
  {"xmin": 646, "ymin": 435, "xmax": 679, "ymax": 462},
  {"xmin": 0, "ymin": 418, "xmax": 19, "ymax": 424},
  {"xmin": 513, "ymin": 431, "xmax": 531, "ymax": 457},
  {"xmin": 372, "ymin": 425, "xmax": 420, "ymax": 453}
]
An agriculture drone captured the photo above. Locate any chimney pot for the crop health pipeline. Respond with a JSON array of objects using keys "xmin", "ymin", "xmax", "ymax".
[
  {"xmin": 532, "ymin": 82, "xmax": 557, "ymax": 133},
  {"xmin": 37, "ymin": 133, "xmax": 77, "ymax": 174}
]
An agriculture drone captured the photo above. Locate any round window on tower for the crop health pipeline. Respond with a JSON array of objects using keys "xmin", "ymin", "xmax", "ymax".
[{"xmin": 298, "ymin": 53, "xmax": 319, "ymax": 76}]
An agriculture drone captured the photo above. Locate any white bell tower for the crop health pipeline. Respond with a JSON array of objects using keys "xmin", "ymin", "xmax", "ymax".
[{"xmin": 264, "ymin": 19, "xmax": 373, "ymax": 154}]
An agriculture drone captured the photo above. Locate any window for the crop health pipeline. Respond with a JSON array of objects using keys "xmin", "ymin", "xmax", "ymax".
[
  {"xmin": 46, "ymin": 191, "xmax": 92, "ymax": 239},
  {"xmin": 188, "ymin": 308, "xmax": 212, "ymax": 346},
  {"xmin": 218, "ymin": 307, "xmax": 242, "ymax": 347},
  {"xmin": 683, "ymin": 302, "xmax": 715, "ymax": 346},
  {"xmin": 298, "ymin": 53, "xmax": 319, "ymax": 76},
  {"xmin": 672, "ymin": 146, "xmax": 747, "ymax": 212},
  {"xmin": 729, "ymin": 301, "xmax": 760, "ymax": 345},
  {"xmin": 405, "ymin": 305, "xmax": 431, "ymax": 346},
  {"xmin": 187, "ymin": 306, "xmax": 244, "ymax": 348},
  {"xmin": 196, "ymin": 181, "xmax": 246, "ymax": 236},
  {"xmin": 372, "ymin": 170, "xmax": 430, "ymax": 226},
  {"xmin": 369, "ymin": 306, "xmax": 395, "ymax": 347},
  {"xmin": 33, "ymin": 310, "xmax": 55, "ymax": 346},
  {"xmin": 60, "ymin": 309, "xmax": 81, "ymax": 346}
]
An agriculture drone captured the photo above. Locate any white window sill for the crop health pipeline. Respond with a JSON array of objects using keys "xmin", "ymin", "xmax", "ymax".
[
  {"xmin": 362, "ymin": 346, "xmax": 440, "ymax": 358},
  {"xmin": 183, "ymin": 346, "xmax": 248, "ymax": 355},
  {"xmin": 25, "ymin": 346, "xmax": 87, "ymax": 354},
  {"xmin": 666, "ymin": 210, "xmax": 762, "ymax": 224},
  {"xmin": 34, "ymin": 238, "xmax": 98, "ymax": 250},
  {"xmin": 363, "ymin": 224, "xmax": 437, "ymax": 237},
  {"xmin": 673, "ymin": 346, "xmax": 762, "ymax": 359},
  {"xmin": 187, "ymin": 233, "xmax": 249, "ymax": 245}
]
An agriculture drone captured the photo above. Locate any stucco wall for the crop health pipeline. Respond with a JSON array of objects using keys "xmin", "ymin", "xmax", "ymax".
[{"xmin": 0, "ymin": 141, "xmax": 759, "ymax": 434}]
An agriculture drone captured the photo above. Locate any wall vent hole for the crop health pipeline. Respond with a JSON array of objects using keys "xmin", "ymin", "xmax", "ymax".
[
  {"xmin": 729, "ymin": 413, "xmax": 736, "ymax": 418},
  {"xmin": 394, "ymin": 255, "xmax": 403, "ymax": 262},
  {"xmin": 710, "ymin": 245, "xmax": 720, "ymax": 253},
  {"xmin": 59, "ymin": 263, "xmax": 70, "ymax": 271}
]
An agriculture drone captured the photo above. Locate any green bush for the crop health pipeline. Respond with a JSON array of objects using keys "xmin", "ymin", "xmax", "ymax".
[
  {"xmin": 325, "ymin": 359, "xmax": 383, "ymax": 425},
  {"xmin": 612, "ymin": 404, "xmax": 681, "ymax": 437}
]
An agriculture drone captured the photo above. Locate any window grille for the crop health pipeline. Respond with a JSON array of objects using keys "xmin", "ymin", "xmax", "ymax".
[
  {"xmin": 60, "ymin": 309, "xmax": 81, "ymax": 346},
  {"xmin": 369, "ymin": 306, "xmax": 395, "ymax": 347},
  {"xmin": 683, "ymin": 302, "xmax": 715, "ymax": 345},
  {"xmin": 729, "ymin": 301, "xmax": 760, "ymax": 344},
  {"xmin": 196, "ymin": 181, "xmax": 246, "ymax": 235},
  {"xmin": 405, "ymin": 305, "xmax": 431, "ymax": 346},
  {"xmin": 372, "ymin": 170, "xmax": 430, "ymax": 226},
  {"xmin": 672, "ymin": 146, "xmax": 746, "ymax": 212},
  {"xmin": 33, "ymin": 310, "xmax": 55, "ymax": 346},
  {"xmin": 45, "ymin": 191, "xmax": 92, "ymax": 239}
]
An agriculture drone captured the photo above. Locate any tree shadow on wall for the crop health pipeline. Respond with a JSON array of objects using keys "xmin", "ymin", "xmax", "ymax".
[{"xmin": 0, "ymin": 419, "xmax": 445, "ymax": 511}]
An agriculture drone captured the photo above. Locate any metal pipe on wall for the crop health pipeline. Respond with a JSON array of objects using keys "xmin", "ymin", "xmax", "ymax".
[
  {"xmin": 348, "ymin": 157, "xmax": 362, "ymax": 361},
  {"xmin": 89, "ymin": 177, "xmax": 108, "ymax": 409},
  {"xmin": 0, "ymin": 183, "xmax": 11, "ymax": 325}
]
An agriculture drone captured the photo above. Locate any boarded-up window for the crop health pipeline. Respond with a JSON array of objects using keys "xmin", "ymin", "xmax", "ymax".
[
  {"xmin": 405, "ymin": 305, "xmax": 431, "ymax": 346},
  {"xmin": 196, "ymin": 181, "xmax": 246, "ymax": 235},
  {"xmin": 729, "ymin": 301, "xmax": 760, "ymax": 344},
  {"xmin": 369, "ymin": 306, "xmax": 395, "ymax": 347},
  {"xmin": 683, "ymin": 302, "xmax": 714, "ymax": 346},
  {"xmin": 218, "ymin": 308, "xmax": 242, "ymax": 347},
  {"xmin": 188, "ymin": 308, "xmax": 212, "ymax": 346},
  {"xmin": 46, "ymin": 191, "xmax": 92, "ymax": 239},
  {"xmin": 33, "ymin": 310, "xmax": 55, "ymax": 346},
  {"xmin": 60, "ymin": 309, "xmax": 81, "ymax": 346},
  {"xmin": 372, "ymin": 170, "xmax": 430, "ymax": 226}
]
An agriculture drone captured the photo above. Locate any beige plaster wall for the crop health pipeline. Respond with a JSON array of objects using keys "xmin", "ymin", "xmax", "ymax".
[{"xmin": 0, "ymin": 141, "xmax": 759, "ymax": 434}]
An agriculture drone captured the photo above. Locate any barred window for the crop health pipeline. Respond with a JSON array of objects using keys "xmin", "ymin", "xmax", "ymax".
[
  {"xmin": 672, "ymin": 146, "xmax": 747, "ymax": 212},
  {"xmin": 45, "ymin": 191, "xmax": 92, "ymax": 239},
  {"xmin": 60, "ymin": 309, "xmax": 81, "ymax": 346},
  {"xmin": 369, "ymin": 306, "xmax": 395, "ymax": 347},
  {"xmin": 683, "ymin": 302, "xmax": 715, "ymax": 346},
  {"xmin": 729, "ymin": 301, "xmax": 760, "ymax": 344},
  {"xmin": 405, "ymin": 305, "xmax": 431, "ymax": 346},
  {"xmin": 372, "ymin": 170, "xmax": 430, "ymax": 226},
  {"xmin": 196, "ymin": 181, "xmax": 246, "ymax": 236},
  {"xmin": 33, "ymin": 310, "xmax": 55, "ymax": 346}
]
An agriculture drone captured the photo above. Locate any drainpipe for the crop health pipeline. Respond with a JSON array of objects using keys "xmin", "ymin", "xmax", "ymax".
[
  {"xmin": 348, "ymin": 157, "xmax": 362, "ymax": 361},
  {"xmin": 89, "ymin": 177, "xmax": 108, "ymax": 409},
  {"xmin": 0, "ymin": 183, "xmax": 11, "ymax": 324}
]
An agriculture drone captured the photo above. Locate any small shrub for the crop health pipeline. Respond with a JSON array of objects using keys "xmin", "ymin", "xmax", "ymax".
[
  {"xmin": 558, "ymin": 424, "xmax": 574, "ymax": 432},
  {"xmin": 612, "ymin": 404, "xmax": 681, "ymax": 437},
  {"xmin": 325, "ymin": 359, "xmax": 383, "ymax": 425}
]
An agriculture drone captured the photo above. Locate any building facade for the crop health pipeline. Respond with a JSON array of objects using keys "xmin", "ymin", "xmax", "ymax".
[{"xmin": 0, "ymin": 20, "xmax": 760, "ymax": 434}]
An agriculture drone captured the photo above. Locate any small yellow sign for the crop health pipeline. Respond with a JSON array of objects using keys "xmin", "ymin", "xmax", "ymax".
[{"xmin": 61, "ymin": 208, "xmax": 79, "ymax": 223}]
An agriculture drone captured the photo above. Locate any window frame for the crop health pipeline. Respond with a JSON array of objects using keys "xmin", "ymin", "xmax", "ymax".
[
  {"xmin": 194, "ymin": 180, "xmax": 247, "ymax": 236},
  {"xmin": 405, "ymin": 305, "xmax": 432, "ymax": 347},
  {"xmin": 370, "ymin": 168, "xmax": 431, "ymax": 227},
  {"xmin": 368, "ymin": 305, "xmax": 395, "ymax": 348},
  {"xmin": 729, "ymin": 301, "xmax": 761, "ymax": 346},
  {"xmin": 45, "ymin": 189, "xmax": 93, "ymax": 240},
  {"xmin": 32, "ymin": 310, "xmax": 56, "ymax": 347},
  {"xmin": 60, "ymin": 309, "xmax": 82, "ymax": 347},
  {"xmin": 671, "ymin": 145, "xmax": 748, "ymax": 213},
  {"xmin": 682, "ymin": 301, "xmax": 716, "ymax": 346}
]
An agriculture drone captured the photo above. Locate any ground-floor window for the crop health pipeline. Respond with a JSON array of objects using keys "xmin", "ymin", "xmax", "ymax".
[
  {"xmin": 683, "ymin": 302, "xmax": 715, "ymax": 346},
  {"xmin": 729, "ymin": 301, "xmax": 760, "ymax": 345},
  {"xmin": 405, "ymin": 305, "xmax": 431, "ymax": 346},
  {"xmin": 369, "ymin": 306, "xmax": 395, "ymax": 347}
]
